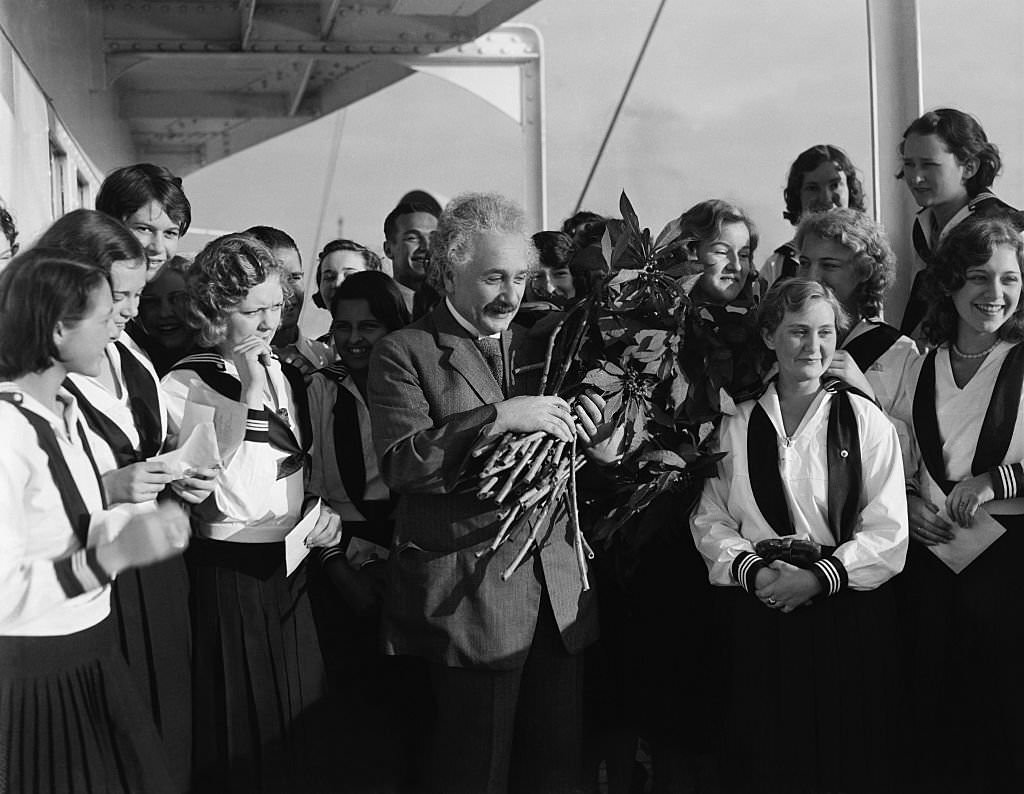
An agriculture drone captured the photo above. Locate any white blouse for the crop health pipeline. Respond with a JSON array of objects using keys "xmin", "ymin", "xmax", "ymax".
[
  {"xmin": 843, "ymin": 319, "xmax": 921, "ymax": 415},
  {"xmin": 896, "ymin": 342, "xmax": 1024, "ymax": 516},
  {"xmin": 0, "ymin": 385, "xmax": 111, "ymax": 635},
  {"xmin": 691, "ymin": 385, "xmax": 908, "ymax": 591},
  {"xmin": 161, "ymin": 355, "xmax": 305, "ymax": 543},
  {"xmin": 68, "ymin": 338, "xmax": 168, "ymax": 542}
]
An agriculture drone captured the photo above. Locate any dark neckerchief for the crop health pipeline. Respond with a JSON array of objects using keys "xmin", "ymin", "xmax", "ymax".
[
  {"xmin": 171, "ymin": 351, "xmax": 311, "ymax": 479},
  {"xmin": 747, "ymin": 386, "xmax": 863, "ymax": 547},
  {"xmin": 913, "ymin": 343, "xmax": 1024, "ymax": 495},
  {"xmin": 116, "ymin": 341, "xmax": 163, "ymax": 459},
  {"xmin": 774, "ymin": 242, "xmax": 799, "ymax": 281},
  {"xmin": 842, "ymin": 322, "xmax": 903, "ymax": 372},
  {"xmin": 904, "ymin": 194, "xmax": 1020, "ymax": 335},
  {"xmin": 0, "ymin": 392, "xmax": 107, "ymax": 545},
  {"xmin": 322, "ymin": 364, "xmax": 396, "ymax": 545},
  {"xmin": 62, "ymin": 344, "xmax": 163, "ymax": 469}
]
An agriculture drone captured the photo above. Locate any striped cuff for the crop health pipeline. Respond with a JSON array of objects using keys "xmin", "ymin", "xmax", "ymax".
[
  {"xmin": 809, "ymin": 555, "xmax": 848, "ymax": 597},
  {"xmin": 53, "ymin": 548, "xmax": 112, "ymax": 598},
  {"xmin": 318, "ymin": 545, "xmax": 346, "ymax": 564},
  {"xmin": 245, "ymin": 408, "xmax": 269, "ymax": 442},
  {"xmin": 990, "ymin": 463, "xmax": 1024, "ymax": 500},
  {"xmin": 732, "ymin": 551, "xmax": 768, "ymax": 594}
]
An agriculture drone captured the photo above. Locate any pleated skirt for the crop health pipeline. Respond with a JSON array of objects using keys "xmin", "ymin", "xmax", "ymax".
[
  {"xmin": 898, "ymin": 515, "xmax": 1024, "ymax": 793},
  {"xmin": 187, "ymin": 537, "xmax": 333, "ymax": 794},
  {"xmin": 0, "ymin": 618, "xmax": 175, "ymax": 794},
  {"xmin": 110, "ymin": 554, "xmax": 192, "ymax": 793},
  {"xmin": 720, "ymin": 583, "xmax": 902, "ymax": 794}
]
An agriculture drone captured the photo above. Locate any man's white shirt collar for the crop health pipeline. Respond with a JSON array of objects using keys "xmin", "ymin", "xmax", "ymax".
[{"xmin": 445, "ymin": 297, "xmax": 500, "ymax": 339}]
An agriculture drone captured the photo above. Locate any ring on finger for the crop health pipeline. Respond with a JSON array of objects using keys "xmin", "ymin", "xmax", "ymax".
[{"xmin": 767, "ymin": 597, "xmax": 777, "ymax": 605}]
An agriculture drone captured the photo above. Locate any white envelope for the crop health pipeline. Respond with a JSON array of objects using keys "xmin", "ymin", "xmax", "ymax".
[
  {"xmin": 284, "ymin": 499, "xmax": 321, "ymax": 576},
  {"xmin": 925, "ymin": 478, "xmax": 1006, "ymax": 573}
]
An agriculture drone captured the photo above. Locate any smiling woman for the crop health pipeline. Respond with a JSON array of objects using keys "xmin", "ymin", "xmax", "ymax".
[
  {"xmin": 96, "ymin": 164, "xmax": 191, "ymax": 278},
  {"xmin": 32, "ymin": 209, "xmax": 199, "ymax": 792},
  {"xmin": 894, "ymin": 214, "xmax": 1024, "ymax": 791},
  {"xmin": 691, "ymin": 278, "xmax": 908, "ymax": 794},
  {"xmin": 663, "ymin": 198, "xmax": 760, "ymax": 307},
  {"xmin": 897, "ymin": 109, "xmax": 1023, "ymax": 336},
  {"xmin": 0, "ymin": 249, "xmax": 189, "ymax": 794}
]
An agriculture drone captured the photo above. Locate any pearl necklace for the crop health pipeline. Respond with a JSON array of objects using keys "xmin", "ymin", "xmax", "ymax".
[{"xmin": 951, "ymin": 340, "xmax": 1000, "ymax": 360}]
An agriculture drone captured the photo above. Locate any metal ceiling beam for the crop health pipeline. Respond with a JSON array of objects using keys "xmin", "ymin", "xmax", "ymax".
[
  {"xmin": 106, "ymin": 42, "xmax": 530, "ymax": 58},
  {"xmin": 120, "ymin": 90, "xmax": 310, "ymax": 119},
  {"xmin": 289, "ymin": 59, "xmax": 316, "ymax": 115},
  {"xmin": 102, "ymin": 3, "xmax": 471, "ymax": 46},
  {"xmin": 239, "ymin": 0, "xmax": 258, "ymax": 49},
  {"xmin": 320, "ymin": 0, "xmax": 343, "ymax": 38}
]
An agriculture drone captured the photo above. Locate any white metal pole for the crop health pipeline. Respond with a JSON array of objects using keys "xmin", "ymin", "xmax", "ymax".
[{"xmin": 866, "ymin": 0, "xmax": 923, "ymax": 324}]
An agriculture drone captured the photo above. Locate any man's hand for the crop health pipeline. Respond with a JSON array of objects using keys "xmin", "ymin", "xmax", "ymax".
[
  {"xmin": 492, "ymin": 396, "xmax": 576, "ymax": 442},
  {"xmin": 279, "ymin": 349, "xmax": 317, "ymax": 380}
]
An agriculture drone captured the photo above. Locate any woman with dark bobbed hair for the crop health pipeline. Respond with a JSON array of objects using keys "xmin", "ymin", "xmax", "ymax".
[
  {"xmin": 161, "ymin": 233, "xmax": 340, "ymax": 793},
  {"xmin": 132, "ymin": 254, "xmax": 197, "ymax": 376},
  {"xmin": 0, "ymin": 249, "xmax": 189, "ymax": 794},
  {"xmin": 305, "ymin": 270, "xmax": 418, "ymax": 789},
  {"xmin": 898, "ymin": 108, "xmax": 1023, "ymax": 335},
  {"xmin": 311, "ymin": 238, "xmax": 383, "ymax": 310},
  {"xmin": 96, "ymin": 163, "xmax": 191, "ymax": 278},
  {"xmin": 35, "ymin": 209, "xmax": 214, "ymax": 793},
  {"xmin": 895, "ymin": 214, "xmax": 1024, "ymax": 792},
  {"xmin": 761, "ymin": 144, "xmax": 866, "ymax": 285}
]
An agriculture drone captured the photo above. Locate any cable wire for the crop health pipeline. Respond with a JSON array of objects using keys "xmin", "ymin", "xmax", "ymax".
[{"xmin": 573, "ymin": 0, "xmax": 669, "ymax": 214}]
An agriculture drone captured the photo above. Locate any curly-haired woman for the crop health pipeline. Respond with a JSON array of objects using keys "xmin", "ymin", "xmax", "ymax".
[
  {"xmin": 161, "ymin": 233, "xmax": 341, "ymax": 793},
  {"xmin": 894, "ymin": 214, "xmax": 1024, "ymax": 791},
  {"xmin": 795, "ymin": 207, "xmax": 920, "ymax": 416}
]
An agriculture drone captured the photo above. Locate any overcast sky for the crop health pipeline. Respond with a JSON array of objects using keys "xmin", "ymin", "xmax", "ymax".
[{"xmin": 181, "ymin": 0, "xmax": 1024, "ymax": 333}]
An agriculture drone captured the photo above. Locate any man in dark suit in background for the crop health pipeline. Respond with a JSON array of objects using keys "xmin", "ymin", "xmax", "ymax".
[{"xmin": 368, "ymin": 192, "xmax": 607, "ymax": 794}]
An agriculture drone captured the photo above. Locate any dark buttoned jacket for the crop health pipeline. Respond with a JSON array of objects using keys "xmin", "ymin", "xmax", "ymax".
[{"xmin": 367, "ymin": 302, "xmax": 598, "ymax": 670}]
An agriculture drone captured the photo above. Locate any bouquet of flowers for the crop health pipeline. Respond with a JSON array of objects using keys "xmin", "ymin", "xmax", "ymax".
[{"xmin": 469, "ymin": 192, "xmax": 766, "ymax": 583}]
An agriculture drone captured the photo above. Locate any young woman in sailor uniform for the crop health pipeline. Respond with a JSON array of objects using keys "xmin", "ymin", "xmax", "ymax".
[
  {"xmin": 691, "ymin": 279, "xmax": 908, "ymax": 794},
  {"xmin": 306, "ymin": 270, "xmax": 426, "ymax": 790},
  {"xmin": 894, "ymin": 214, "xmax": 1024, "ymax": 792},
  {"xmin": 794, "ymin": 207, "xmax": 921, "ymax": 469},
  {"xmin": 161, "ymin": 233, "xmax": 340, "ymax": 794},
  {"xmin": 0, "ymin": 250, "xmax": 189, "ymax": 794},
  {"xmin": 760, "ymin": 144, "xmax": 867, "ymax": 287},
  {"xmin": 898, "ymin": 108, "xmax": 1023, "ymax": 336},
  {"xmin": 36, "ymin": 209, "xmax": 212, "ymax": 793}
]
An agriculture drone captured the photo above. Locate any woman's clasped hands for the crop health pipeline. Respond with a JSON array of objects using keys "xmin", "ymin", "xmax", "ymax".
[{"xmin": 754, "ymin": 561, "xmax": 823, "ymax": 613}]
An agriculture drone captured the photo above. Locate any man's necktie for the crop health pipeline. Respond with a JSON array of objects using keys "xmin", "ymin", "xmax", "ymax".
[{"xmin": 474, "ymin": 337, "xmax": 505, "ymax": 395}]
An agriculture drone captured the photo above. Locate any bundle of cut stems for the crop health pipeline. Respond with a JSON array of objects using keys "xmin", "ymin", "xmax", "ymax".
[{"xmin": 472, "ymin": 428, "xmax": 594, "ymax": 587}]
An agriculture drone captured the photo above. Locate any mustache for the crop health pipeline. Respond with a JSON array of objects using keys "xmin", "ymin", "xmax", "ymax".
[{"xmin": 484, "ymin": 298, "xmax": 518, "ymax": 315}]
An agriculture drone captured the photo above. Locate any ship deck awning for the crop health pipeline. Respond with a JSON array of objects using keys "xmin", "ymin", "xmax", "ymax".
[{"xmin": 102, "ymin": 0, "xmax": 535, "ymax": 175}]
